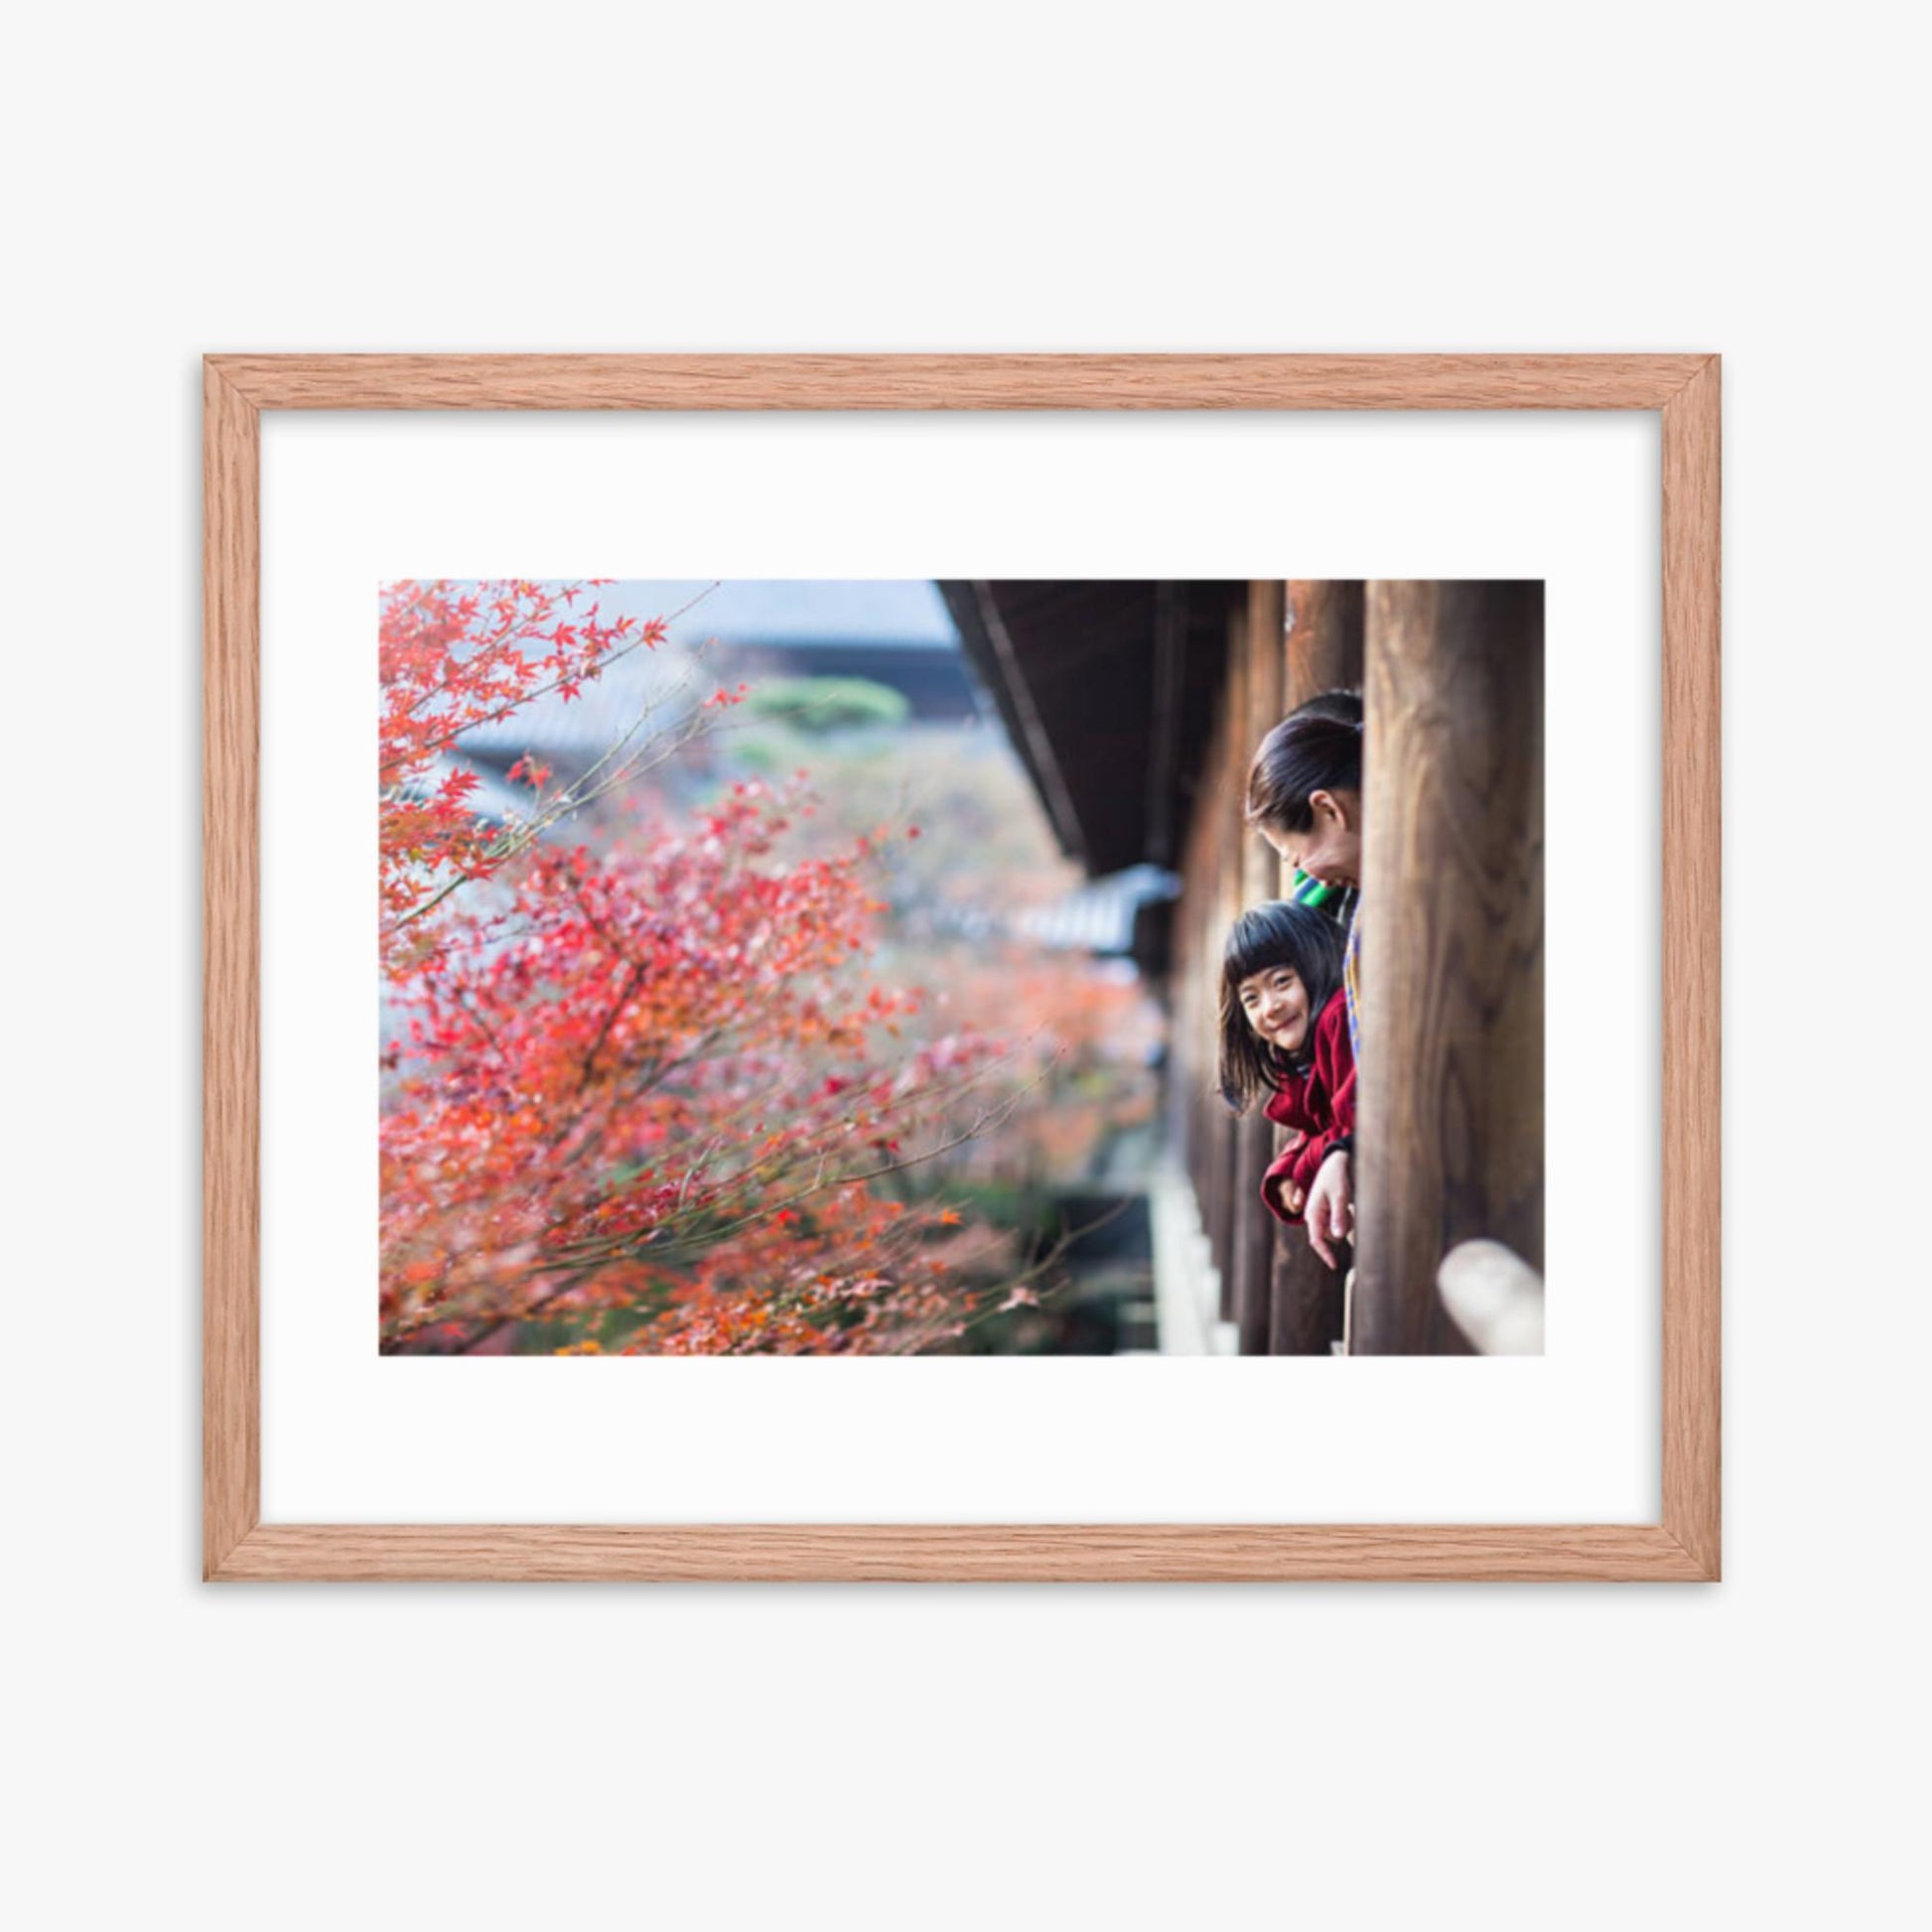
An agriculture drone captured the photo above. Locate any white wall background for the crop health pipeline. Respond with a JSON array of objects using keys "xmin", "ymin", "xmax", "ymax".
[{"xmin": 7, "ymin": 4, "xmax": 1924, "ymax": 1927}]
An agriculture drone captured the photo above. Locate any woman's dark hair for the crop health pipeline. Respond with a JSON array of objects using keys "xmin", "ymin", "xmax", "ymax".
[
  {"xmin": 1245, "ymin": 688, "xmax": 1363, "ymax": 834},
  {"xmin": 1217, "ymin": 899, "xmax": 1347, "ymax": 1113}
]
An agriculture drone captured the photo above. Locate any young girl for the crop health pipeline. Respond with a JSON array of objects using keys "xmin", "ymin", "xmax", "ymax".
[
  {"xmin": 1218, "ymin": 900, "xmax": 1355, "ymax": 1240},
  {"xmin": 1244, "ymin": 690, "xmax": 1364, "ymax": 1266}
]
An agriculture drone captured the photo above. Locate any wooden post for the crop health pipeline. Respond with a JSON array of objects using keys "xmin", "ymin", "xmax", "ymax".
[
  {"xmin": 1269, "ymin": 581, "xmax": 1364, "ymax": 1353},
  {"xmin": 1285, "ymin": 579, "xmax": 1365, "ymax": 706},
  {"xmin": 1177, "ymin": 661, "xmax": 1238, "ymax": 1308},
  {"xmin": 1165, "ymin": 839, "xmax": 1197, "ymax": 1180},
  {"xmin": 1354, "ymin": 581, "xmax": 1544, "ymax": 1355},
  {"xmin": 1209, "ymin": 617, "xmax": 1243, "ymax": 1317},
  {"xmin": 1231, "ymin": 582, "xmax": 1286, "ymax": 1352},
  {"xmin": 1178, "ymin": 794, "xmax": 1214, "ymax": 1234}
]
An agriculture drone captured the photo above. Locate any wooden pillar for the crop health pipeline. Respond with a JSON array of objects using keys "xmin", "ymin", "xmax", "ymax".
[
  {"xmin": 1208, "ymin": 614, "xmax": 1243, "ymax": 1318},
  {"xmin": 1354, "ymin": 581, "xmax": 1544, "ymax": 1355},
  {"xmin": 1177, "ymin": 653, "xmax": 1237, "ymax": 1306},
  {"xmin": 1231, "ymin": 582, "xmax": 1286, "ymax": 1353},
  {"xmin": 1269, "ymin": 581, "xmax": 1365, "ymax": 1353},
  {"xmin": 1285, "ymin": 579, "xmax": 1365, "ymax": 705},
  {"xmin": 1165, "ymin": 837, "xmax": 1196, "ymax": 1178},
  {"xmin": 1179, "ymin": 815, "xmax": 1213, "ymax": 1223}
]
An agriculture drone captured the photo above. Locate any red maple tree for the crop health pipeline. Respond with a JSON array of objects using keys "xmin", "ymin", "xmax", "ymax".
[{"xmin": 379, "ymin": 581, "xmax": 1028, "ymax": 1353}]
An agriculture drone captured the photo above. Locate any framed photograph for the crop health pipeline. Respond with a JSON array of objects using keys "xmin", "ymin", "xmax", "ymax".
[{"xmin": 205, "ymin": 353, "xmax": 1719, "ymax": 1581}]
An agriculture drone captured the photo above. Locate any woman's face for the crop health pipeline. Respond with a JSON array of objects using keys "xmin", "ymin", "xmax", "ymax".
[
  {"xmin": 1237, "ymin": 961, "xmax": 1312, "ymax": 1057},
  {"xmin": 1262, "ymin": 786, "xmax": 1362, "ymax": 889}
]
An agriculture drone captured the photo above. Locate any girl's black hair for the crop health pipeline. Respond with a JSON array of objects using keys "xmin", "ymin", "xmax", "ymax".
[
  {"xmin": 1217, "ymin": 899, "xmax": 1347, "ymax": 1113},
  {"xmin": 1245, "ymin": 688, "xmax": 1364, "ymax": 834}
]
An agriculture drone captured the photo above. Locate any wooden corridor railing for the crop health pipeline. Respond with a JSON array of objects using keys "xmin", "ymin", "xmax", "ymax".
[{"xmin": 1172, "ymin": 579, "xmax": 1544, "ymax": 1356}]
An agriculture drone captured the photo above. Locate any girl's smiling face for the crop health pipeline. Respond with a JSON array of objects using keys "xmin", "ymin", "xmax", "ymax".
[
  {"xmin": 1238, "ymin": 961, "xmax": 1312, "ymax": 1056},
  {"xmin": 1261, "ymin": 786, "xmax": 1362, "ymax": 889}
]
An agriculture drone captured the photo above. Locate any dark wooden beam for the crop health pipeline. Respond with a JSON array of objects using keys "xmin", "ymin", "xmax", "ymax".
[{"xmin": 958, "ymin": 581, "xmax": 1091, "ymax": 868}]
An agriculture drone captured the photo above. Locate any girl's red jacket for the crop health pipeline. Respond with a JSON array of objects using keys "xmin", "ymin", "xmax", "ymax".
[{"xmin": 1259, "ymin": 989, "xmax": 1357, "ymax": 1226}]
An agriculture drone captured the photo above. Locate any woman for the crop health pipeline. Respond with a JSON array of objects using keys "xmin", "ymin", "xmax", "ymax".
[{"xmin": 1244, "ymin": 689, "xmax": 1363, "ymax": 1269}]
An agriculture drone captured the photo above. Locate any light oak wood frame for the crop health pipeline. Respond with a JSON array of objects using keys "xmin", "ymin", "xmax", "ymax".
[{"xmin": 204, "ymin": 354, "xmax": 1720, "ymax": 1582}]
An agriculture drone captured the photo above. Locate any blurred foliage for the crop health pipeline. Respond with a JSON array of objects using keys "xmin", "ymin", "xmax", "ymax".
[
  {"xmin": 601, "ymin": 702, "xmax": 1167, "ymax": 1210},
  {"xmin": 398, "ymin": 614, "xmax": 1168, "ymax": 1355},
  {"xmin": 738, "ymin": 675, "xmax": 911, "ymax": 733},
  {"xmin": 535, "ymin": 704, "xmax": 1166, "ymax": 1352}
]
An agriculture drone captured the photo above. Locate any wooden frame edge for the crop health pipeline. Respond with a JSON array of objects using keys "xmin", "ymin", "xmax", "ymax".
[
  {"xmin": 202, "ymin": 351, "xmax": 1722, "ymax": 1583},
  {"xmin": 210, "ymin": 1523, "xmax": 1710, "ymax": 1584},
  {"xmin": 204, "ymin": 359, "xmax": 261, "ymax": 1581},
  {"xmin": 205, "ymin": 351, "xmax": 1710, "ymax": 413},
  {"xmin": 1660, "ymin": 356, "xmax": 1723, "ymax": 1579}
]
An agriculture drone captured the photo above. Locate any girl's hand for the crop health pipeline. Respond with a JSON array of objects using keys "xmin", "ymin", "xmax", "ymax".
[
  {"xmin": 1305, "ymin": 1150, "xmax": 1353, "ymax": 1270},
  {"xmin": 1264, "ymin": 1174, "xmax": 1308, "ymax": 1217}
]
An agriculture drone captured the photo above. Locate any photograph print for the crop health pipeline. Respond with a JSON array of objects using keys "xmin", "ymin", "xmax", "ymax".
[{"xmin": 379, "ymin": 578, "xmax": 1543, "ymax": 1357}]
